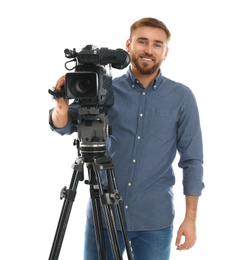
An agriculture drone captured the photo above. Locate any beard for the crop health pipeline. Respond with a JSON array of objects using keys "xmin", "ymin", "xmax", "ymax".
[{"xmin": 130, "ymin": 52, "xmax": 162, "ymax": 75}]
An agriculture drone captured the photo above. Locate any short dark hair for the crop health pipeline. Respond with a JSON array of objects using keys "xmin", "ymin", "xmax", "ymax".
[{"xmin": 130, "ymin": 17, "xmax": 171, "ymax": 41}]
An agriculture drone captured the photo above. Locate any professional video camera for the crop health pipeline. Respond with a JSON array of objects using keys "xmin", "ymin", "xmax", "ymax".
[{"xmin": 49, "ymin": 44, "xmax": 130, "ymax": 108}]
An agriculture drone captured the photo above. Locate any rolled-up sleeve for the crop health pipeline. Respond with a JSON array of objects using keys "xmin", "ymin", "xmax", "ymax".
[
  {"xmin": 177, "ymin": 89, "xmax": 205, "ymax": 196},
  {"xmin": 49, "ymin": 101, "xmax": 79, "ymax": 135}
]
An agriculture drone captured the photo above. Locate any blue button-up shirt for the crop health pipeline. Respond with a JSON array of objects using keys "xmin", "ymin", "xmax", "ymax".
[{"xmin": 49, "ymin": 68, "xmax": 204, "ymax": 231}]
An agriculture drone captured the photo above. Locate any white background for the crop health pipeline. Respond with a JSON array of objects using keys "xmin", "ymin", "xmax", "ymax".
[{"xmin": 1, "ymin": 0, "xmax": 239, "ymax": 259}]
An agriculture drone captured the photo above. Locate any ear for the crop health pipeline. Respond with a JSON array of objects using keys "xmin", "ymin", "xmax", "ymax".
[
  {"xmin": 126, "ymin": 39, "xmax": 130, "ymax": 52},
  {"xmin": 163, "ymin": 47, "xmax": 169, "ymax": 60}
]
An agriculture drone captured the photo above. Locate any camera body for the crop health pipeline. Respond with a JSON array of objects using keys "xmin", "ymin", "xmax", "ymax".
[
  {"xmin": 65, "ymin": 65, "xmax": 113, "ymax": 108},
  {"xmin": 51, "ymin": 45, "xmax": 130, "ymax": 109}
]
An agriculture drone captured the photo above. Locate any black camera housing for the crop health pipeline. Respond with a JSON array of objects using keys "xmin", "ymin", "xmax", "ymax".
[
  {"xmin": 57, "ymin": 45, "xmax": 130, "ymax": 109},
  {"xmin": 65, "ymin": 65, "xmax": 113, "ymax": 108}
]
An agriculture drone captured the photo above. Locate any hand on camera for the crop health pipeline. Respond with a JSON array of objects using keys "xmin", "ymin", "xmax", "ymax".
[{"xmin": 55, "ymin": 75, "xmax": 69, "ymax": 112}]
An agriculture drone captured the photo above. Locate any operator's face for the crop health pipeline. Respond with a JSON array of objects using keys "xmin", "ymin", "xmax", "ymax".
[{"xmin": 126, "ymin": 26, "xmax": 169, "ymax": 76}]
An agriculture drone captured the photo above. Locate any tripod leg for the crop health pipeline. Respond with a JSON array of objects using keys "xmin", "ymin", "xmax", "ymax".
[
  {"xmin": 49, "ymin": 170, "xmax": 80, "ymax": 260},
  {"xmin": 89, "ymin": 156, "xmax": 133, "ymax": 259},
  {"xmin": 94, "ymin": 168, "xmax": 123, "ymax": 260},
  {"xmin": 116, "ymin": 204, "xmax": 133, "ymax": 259},
  {"xmin": 109, "ymin": 169, "xmax": 134, "ymax": 260},
  {"xmin": 107, "ymin": 204, "xmax": 123, "ymax": 258},
  {"xmin": 90, "ymin": 187, "xmax": 107, "ymax": 260}
]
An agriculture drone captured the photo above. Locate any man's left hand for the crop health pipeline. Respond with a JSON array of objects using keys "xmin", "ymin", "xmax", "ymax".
[{"xmin": 175, "ymin": 220, "xmax": 197, "ymax": 250}]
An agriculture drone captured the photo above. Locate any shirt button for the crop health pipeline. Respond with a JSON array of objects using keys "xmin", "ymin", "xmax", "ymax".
[
  {"xmin": 140, "ymin": 113, "xmax": 143, "ymax": 117},
  {"xmin": 128, "ymin": 183, "xmax": 132, "ymax": 186},
  {"xmin": 125, "ymin": 205, "xmax": 128, "ymax": 209},
  {"xmin": 132, "ymin": 84, "xmax": 135, "ymax": 88},
  {"xmin": 138, "ymin": 136, "xmax": 141, "ymax": 139},
  {"xmin": 154, "ymin": 85, "xmax": 157, "ymax": 89},
  {"xmin": 133, "ymin": 159, "xmax": 136, "ymax": 163},
  {"xmin": 142, "ymin": 92, "xmax": 146, "ymax": 95}
]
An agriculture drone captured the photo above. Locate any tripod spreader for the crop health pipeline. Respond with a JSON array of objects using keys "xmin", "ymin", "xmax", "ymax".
[{"xmin": 101, "ymin": 190, "xmax": 122, "ymax": 206}]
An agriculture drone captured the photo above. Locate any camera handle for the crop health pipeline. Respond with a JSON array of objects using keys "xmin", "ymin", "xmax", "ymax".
[{"xmin": 48, "ymin": 88, "xmax": 66, "ymax": 100}]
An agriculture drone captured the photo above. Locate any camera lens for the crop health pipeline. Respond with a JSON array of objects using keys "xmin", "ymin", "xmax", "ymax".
[
  {"xmin": 73, "ymin": 77, "xmax": 92, "ymax": 96},
  {"xmin": 66, "ymin": 72, "xmax": 98, "ymax": 99}
]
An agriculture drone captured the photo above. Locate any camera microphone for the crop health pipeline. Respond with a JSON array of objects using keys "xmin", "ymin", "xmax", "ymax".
[{"xmin": 64, "ymin": 48, "xmax": 77, "ymax": 59}]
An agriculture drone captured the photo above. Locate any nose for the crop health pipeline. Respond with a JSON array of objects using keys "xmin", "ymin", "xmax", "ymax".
[{"xmin": 144, "ymin": 43, "xmax": 153, "ymax": 55}]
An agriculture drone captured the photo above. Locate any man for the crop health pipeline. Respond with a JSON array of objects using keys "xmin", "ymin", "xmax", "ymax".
[{"xmin": 49, "ymin": 17, "xmax": 204, "ymax": 260}]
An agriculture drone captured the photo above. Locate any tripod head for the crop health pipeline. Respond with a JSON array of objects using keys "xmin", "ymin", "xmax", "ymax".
[{"xmin": 75, "ymin": 107, "xmax": 112, "ymax": 162}]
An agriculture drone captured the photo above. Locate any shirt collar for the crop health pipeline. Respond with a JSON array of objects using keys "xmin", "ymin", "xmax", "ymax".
[{"xmin": 126, "ymin": 67, "xmax": 163, "ymax": 91}]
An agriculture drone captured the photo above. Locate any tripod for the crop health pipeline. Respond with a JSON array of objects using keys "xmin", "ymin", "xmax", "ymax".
[{"xmin": 48, "ymin": 108, "xmax": 133, "ymax": 260}]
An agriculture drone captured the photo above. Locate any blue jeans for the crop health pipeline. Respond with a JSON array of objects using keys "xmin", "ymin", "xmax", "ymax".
[{"xmin": 84, "ymin": 220, "xmax": 173, "ymax": 260}]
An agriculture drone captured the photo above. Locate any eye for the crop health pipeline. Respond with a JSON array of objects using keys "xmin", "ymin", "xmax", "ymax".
[{"xmin": 139, "ymin": 40, "xmax": 146, "ymax": 44}]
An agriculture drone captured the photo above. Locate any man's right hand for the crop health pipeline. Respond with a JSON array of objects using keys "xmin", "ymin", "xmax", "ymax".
[
  {"xmin": 55, "ymin": 75, "xmax": 69, "ymax": 112},
  {"xmin": 51, "ymin": 75, "xmax": 69, "ymax": 128}
]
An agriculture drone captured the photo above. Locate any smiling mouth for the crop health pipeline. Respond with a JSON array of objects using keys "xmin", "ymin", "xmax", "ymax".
[{"xmin": 140, "ymin": 56, "xmax": 154, "ymax": 62}]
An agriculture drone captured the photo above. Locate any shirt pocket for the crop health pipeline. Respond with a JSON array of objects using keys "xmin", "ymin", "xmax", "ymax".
[{"xmin": 150, "ymin": 108, "xmax": 178, "ymax": 140}]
